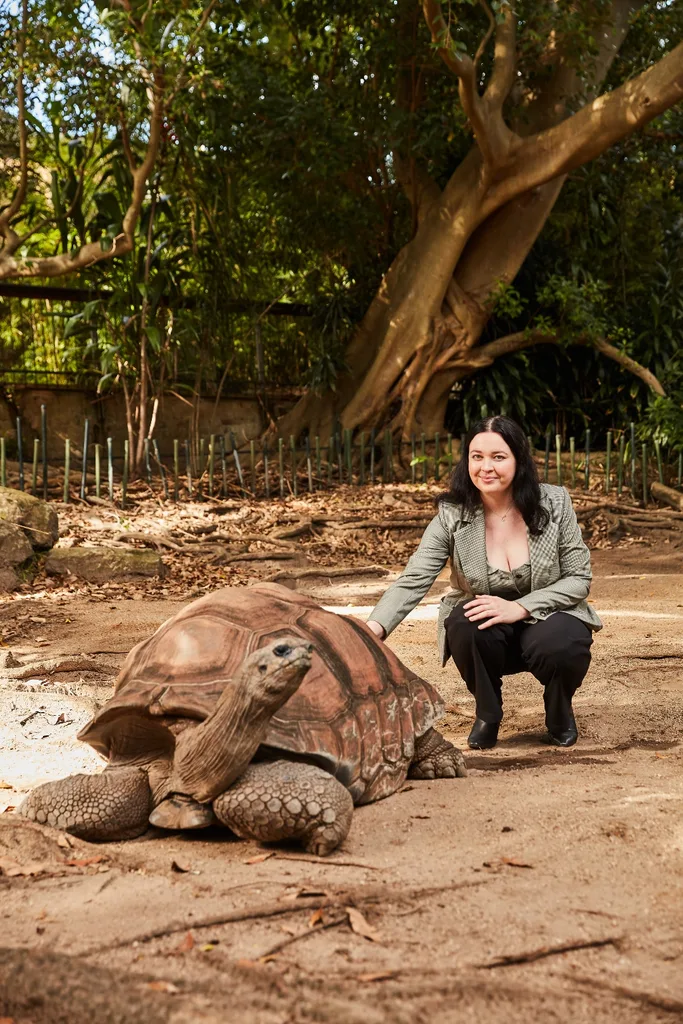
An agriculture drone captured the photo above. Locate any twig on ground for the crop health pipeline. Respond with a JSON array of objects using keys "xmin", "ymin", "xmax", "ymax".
[
  {"xmin": 275, "ymin": 854, "xmax": 382, "ymax": 870},
  {"xmin": 265, "ymin": 566, "xmax": 390, "ymax": 583},
  {"xmin": 477, "ymin": 935, "xmax": 622, "ymax": 968},
  {"xmin": 112, "ymin": 531, "xmax": 184, "ymax": 551},
  {"xmin": 256, "ymin": 917, "xmax": 347, "ymax": 960}
]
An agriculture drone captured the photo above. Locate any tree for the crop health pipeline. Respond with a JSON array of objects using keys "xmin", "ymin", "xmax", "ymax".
[{"xmin": 275, "ymin": 0, "xmax": 683, "ymax": 442}]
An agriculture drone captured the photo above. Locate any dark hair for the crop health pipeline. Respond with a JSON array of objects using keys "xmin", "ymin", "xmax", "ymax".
[{"xmin": 437, "ymin": 416, "xmax": 550, "ymax": 536}]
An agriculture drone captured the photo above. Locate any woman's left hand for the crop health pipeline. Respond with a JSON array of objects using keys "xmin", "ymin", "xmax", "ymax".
[{"xmin": 463, "ymin": 596, "xmax": 529, "ymax": 629}]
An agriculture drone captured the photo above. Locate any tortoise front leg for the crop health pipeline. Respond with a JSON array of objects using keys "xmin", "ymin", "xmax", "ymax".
[
  {"xmin": 409, "ymin": 728, "xmax": 468, "ymax": 779},
  {"xmin": 212, "ymin": 761, "xmax": 354, "ymax": 856},
  {"xmin": 17, "ymin": 767, "xmax": 152, "ymax": 841}
]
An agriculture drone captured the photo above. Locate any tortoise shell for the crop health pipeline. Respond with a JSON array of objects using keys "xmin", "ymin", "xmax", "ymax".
[{"xmin": 79, "ymin": 582, "xmax": 444, "ymax": 804}]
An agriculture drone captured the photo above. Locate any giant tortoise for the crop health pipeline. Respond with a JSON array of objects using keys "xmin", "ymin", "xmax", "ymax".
[{"xmin": 18, "ymin": 583, "xmax": 466, "ymax": 854}]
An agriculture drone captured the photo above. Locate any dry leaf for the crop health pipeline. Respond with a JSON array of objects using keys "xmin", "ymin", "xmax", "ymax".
[
  {"xmin": 171, "ymin": 859, "xmax": 191, "ymax": 873},
  {"xmin": 65, "ymin": 855, "xmax": 106, "ymax": 867},
  {"xmin": 501, "ymin": 857, "xmax": 534, "ymax": 869},
  {"xmin": 346, "ymin": 906, "xmax": 382, "ymax": 943},
  {"xmin": 173, "ymin": 931, "xmax": 195, "ymax": 954},
  {"xmin": 356, "ymin": 970, "xmax": 397, "ymax": 983},
  {"xmin": 147, "ymin": 980, "xmax": 180, "ymax": 994},
  {"xmin": 200, "ymin": 943, "xmax": 218, "ymax": 952},
  {"xmin": 309, "ymin": 909, "xmax": 324, "ymax": 928},
  {"xmin": 0, "ymin": 781, "xmax": 12, "ymax": 790},
  {"xmin": 244, "ymin": 852, "xmax": 275, "ymax": 865}
]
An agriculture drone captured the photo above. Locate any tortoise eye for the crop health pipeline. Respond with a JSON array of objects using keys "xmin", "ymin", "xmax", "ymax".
[{"xmin": 273, "ymin": 644, "xmax": 292, "ymax": 657}]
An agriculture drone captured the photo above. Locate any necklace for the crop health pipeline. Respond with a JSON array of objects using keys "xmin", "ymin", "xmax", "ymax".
[{"xmin": 487, "ymin": 502, "xmax": 515, "ymax": 522}]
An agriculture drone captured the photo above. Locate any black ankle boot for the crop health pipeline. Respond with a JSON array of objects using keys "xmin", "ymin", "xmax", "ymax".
[
  {"xmin": 548, "ymin": 712, "xmax": 578, "ymax": 747},
  {"xmin": 468, "ymin": 719, "xmax": 499, "ymax": 750}
]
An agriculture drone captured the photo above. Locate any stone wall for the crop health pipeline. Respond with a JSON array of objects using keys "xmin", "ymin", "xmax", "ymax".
[{"xmin": 0, "ymin": 386, "xmax": 294, "ymax": 459}]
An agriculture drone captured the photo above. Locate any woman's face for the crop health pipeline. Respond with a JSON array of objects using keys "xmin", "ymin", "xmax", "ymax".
[{"xmin": 468, "ymin": 431, "xmax": 517, "ymax": 497}]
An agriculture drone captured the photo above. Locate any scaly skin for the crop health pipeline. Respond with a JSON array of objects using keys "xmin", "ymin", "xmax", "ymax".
[
  {"xmin": 213, "ymin": 760, "xmax": 354, "ymax": 856},
  {"xmin": 408, "ymin": 728, "xmax": 468, "ymax": 780},
  {"xmin": 17, "ymin": 766, "xmax": 151, "ymax": 841}
]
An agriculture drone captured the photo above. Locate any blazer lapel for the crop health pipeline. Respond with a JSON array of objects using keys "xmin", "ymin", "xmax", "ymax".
[
  {"xmin": 528, "ymin": 492, "xmax": 559, "ymax": 590},
  {"xmin": 452, "ymin": 510, "xmax": 489, "ymax": 596}
]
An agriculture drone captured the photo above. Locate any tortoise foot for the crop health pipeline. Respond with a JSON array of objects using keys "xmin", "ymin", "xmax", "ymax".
[
  {"xmin": 409, "ymin": 728, "xmax": 468, "ymax": 780},
  {"xmin": 149, "ymin": 794, "xmax": 217, "ymax": 830},
  {"xmin": 17, "ymin": 767, "xmax": 151, "ymax": 841},
  {"xmin": 213, "ymin": 760, "xmax": 353, "ymax": 856}
]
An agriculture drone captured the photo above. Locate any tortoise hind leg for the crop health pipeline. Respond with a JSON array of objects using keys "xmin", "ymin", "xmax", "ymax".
[
  {"xmin": 212, "ymin": 761, "xmax": 354, "ymax": 856},
  {"xmin": 409, "ymin": 728, "xmax": 468, "ymax": 779},
  {"xmin": 17, "ymin": 767, "xmax": 151, "ymax": 841}
]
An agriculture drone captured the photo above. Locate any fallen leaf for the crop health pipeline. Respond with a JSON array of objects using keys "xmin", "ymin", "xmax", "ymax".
[
  {"xmin": 244, "ymin": 852, "xmax": 275, "ymax": 865},
  {"xmin": 0, "ymin": 782, "xmax": 12, "ymax": 790},
  {"xmin": 147, "ymin": 981, "xmax": 180, "ymax": 994},
  {"xmin": 309, "ymin": 908, "xmax": 324, "ymax": 927},
  {"xmin": 200, "ymin": 943, "xmax": 218, "ymax": 952},
  {"xmin": 173, "ymin": 931, "xmax": 195, "ymax": 954},
  {"xmin": 170, "ymin": 859, "xmax": 191, "ymax": 873},
  {"xmin": 346, "ymin": 906, "xmax": 382, "ymax": 943},
  {"xmin": 501, "ymin": 857, "xmax": 534, "ymax": 869},
  {"xmin": 356, "ymin": 970, "xmax": 397, "ymax": 982}
]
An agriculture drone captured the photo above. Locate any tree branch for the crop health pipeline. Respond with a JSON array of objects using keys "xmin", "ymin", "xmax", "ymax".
[
  {"xmin": 482, "ymin": 40, "xmax": 683, "ymax": 218},
  {"xmin": 483, "ymin": 4, "xmax": 516, "ymax": 111},
  {"xmin": 474, "ymin": 0, "xmax": 496, "ymax": 71},
  {"xmin": 444, "ymin": 330, "xmax": 666, "ymax": 398}
]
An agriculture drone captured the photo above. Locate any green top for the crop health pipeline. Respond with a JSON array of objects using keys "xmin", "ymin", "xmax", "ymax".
[{"xmin": 487, "ymin": 561, "xmax": 532, "ymax": 600}]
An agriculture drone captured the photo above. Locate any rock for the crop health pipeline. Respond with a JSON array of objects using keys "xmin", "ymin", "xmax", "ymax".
[
  {"xmin": 45, "ymin": 546, "xmax": 165, "ymax": 583},
  {"xmin": 0, "ymin": 487, "xmax": 58, "ymax": 550},
  {"xmin": 0, "ymin": 566, "xmax": 18, "ymax": 592},
  {"xmin": 0, "ymin": 520, "xmax": 33, "ymax": 565}
]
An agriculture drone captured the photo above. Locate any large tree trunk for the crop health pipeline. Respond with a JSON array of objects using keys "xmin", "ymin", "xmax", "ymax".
[{"xmin": 278, "ymin": 0, "xmax": 681, "ymax": 443}]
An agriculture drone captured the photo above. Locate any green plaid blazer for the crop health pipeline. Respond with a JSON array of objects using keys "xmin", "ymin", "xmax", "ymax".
[{"xmin": 369, "ymin": 484, "xmax": 602, "ymax": 665}]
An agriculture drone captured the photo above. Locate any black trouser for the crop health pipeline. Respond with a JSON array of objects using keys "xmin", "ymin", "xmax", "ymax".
[{"xmin": 444, "ymin": 605, "xmax": 593, "ymax": 733}]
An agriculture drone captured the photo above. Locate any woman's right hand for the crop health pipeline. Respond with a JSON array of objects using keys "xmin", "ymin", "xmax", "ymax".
[{"xmin": 366, "ymin": 619, "xmax": 386, "ymax": 641}]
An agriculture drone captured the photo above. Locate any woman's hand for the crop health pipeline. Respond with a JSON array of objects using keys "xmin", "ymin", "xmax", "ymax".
[
  {"xmin": 463, "ymin": 596, "xmax": 529, "ymax": 629},
  {"xmin": 366, "ymin": 619, "xmax": 387, "ymax": 641}
]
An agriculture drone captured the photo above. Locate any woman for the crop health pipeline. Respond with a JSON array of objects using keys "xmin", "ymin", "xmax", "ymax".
[{"xmin": 366, "ymin": 416, "xmax": 601, "ymax": 750}]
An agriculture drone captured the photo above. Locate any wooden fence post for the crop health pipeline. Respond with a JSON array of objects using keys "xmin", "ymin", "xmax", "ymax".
[
  {"xmin": 16, "ymin": 417, "xmax": 24, "ymax": 491},
  {"xmin": 41, "ymin": 404, "xmax": 48, "ymax": 500},
  {"xmin": 569, "ymin": 437, "xmax": 576, "ymax": 489},
  {"xmin": 605, "ymin": 431, "xmax": 612, "ymax": 493},
  {"xmin": 305, "ymin": 436, "xmax": 313, "ymax": 492},
  {"xmin": 231, "ymin": 432, "xmax": 246, "ymax": 497},
  {"xmin": 107, "ymin": 437, "xmax": 114, "ymax": 501},
  {"xmin": 359, "ymin": 433, "xmax": 365, "ymax": 485},
  {"xmin": 209, "ymin": 435, "xmax": 216, "ymax": 497},
  {"xmin": 290, "ymin": 435, "xmax": 297, "ymax": 496},
  {"xmin": 80, "ymin": 418, "xmax": 90, "ymax": 500},
  {"xmin": 642, "ymin": 442, "xmax": 648, "ymax": 505},
  {"xmin": 555, "ymin": 434, "xmax": 562, "ymax": 486},
  {"xmin": 219, "ymin": 434, "xmax": 228, "ymax": 497},
  {"xmin": 94, "ymin": 442, "xmax": 101, "ymax": 498},
  {"xmin": 63, "ymin": 438, "xmax": 70, "ymax": 503},
  {"xmin": 173, "ymin": 440, "xmax": 179, "ymax": 501},
  {"xmin": 152, "ymin": 440, "xmax": 169, "ymax": 499},
  {"xmin": 263, "ymin": 442, "xmax": 270, "ymax": 499},
  {"xmin": 185, "ymin": 439, "xmax": 193, "ymax": 500},
  {"xmin": 630, "ymin": 422, "xmax": 636, "ymax": 498},
  {"xmin": 31, "ymin": 439, "xmax": 39, "ymax": 495},
  {"xmin": 279, "ymin": 437, "xmax": 285, "ymax": 496},
  {"xmin": 250, "ymin": 439, "xmax": 256, "ymax": 495},
  {"xmin": 434, "ymin": 432, "xmax": 440, "ymax": 483},
  {"xmin": 122, "ymin": 439, "xmax": 129, "ymax": 508},
  {"xmin": 617, "ymin": 434, "xmax": 625, "ymax": 496},
  {"xmin": 654, "ymin": 439, "xmax": 664, "ymax": 485},
  {"xmin": 369, "ymin": 428, "xmax": 376, "ymax": 484},
  {"xmin": 327, "ymin": 436, "xmax": 334, "ymax": 486}
]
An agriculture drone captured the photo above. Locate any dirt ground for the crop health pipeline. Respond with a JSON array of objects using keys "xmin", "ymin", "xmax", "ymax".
[{"xmin": 1, "ymin": 492, "xmax": 682, "ymax": 1023}]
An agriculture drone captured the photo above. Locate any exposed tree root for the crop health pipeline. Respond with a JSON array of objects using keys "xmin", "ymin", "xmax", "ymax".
[
  {"xmin": 265, "ymin": 566, "xmax": 390, "ymax": 583},
  {"xmin": 477, "ymin": 935, "xmax": 622, "ymax": 969},
  {"xmin": 563, "ymin": 973, "xmax": 683, "ymax": 1014}
]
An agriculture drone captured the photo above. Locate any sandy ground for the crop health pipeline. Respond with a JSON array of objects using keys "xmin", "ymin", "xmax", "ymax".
[{"xmin": 0, "ymin": 547, "xmax": 682, "ymax": 1022}]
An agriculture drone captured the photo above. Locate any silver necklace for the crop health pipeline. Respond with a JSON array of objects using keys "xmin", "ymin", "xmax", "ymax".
[{"xmin": 488, "ymin": 502, "xmax": 515, "ymax": 522}]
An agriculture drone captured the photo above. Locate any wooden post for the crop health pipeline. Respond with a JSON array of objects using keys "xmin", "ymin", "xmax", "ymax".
[
  {"xmin": 94, "ymin": 442, "xmax": 101, "ymax": 498},
  {"xmin": 219, "ymin": 434, "xmax": 228, "ymax": 497},
  {"xmin": 630, "ymin": 421, "xmax": 636, "ymax": 498},
  {"xmin": 418, "ymin": 432, "xmax": 425, "ymax": 484},
  {"xmin": 369, "ymin": 428, "xmax": 376, "ymax": 484},
  {"xmin": 279, "ymin": 437, "xmax": 285, "ymax": 496},
  {"xmin": 543, "ymin": 430, "xmax": 550, "ymax": 483},
  {"xmin": 230, "ymin": 432, "xmax": 246, "ymax": 497},
  {"xmin": 16, "ymin": 417, "xmax": 24, "ymax": 491},
  {"xmin": 654, "ymin": 439, "xmax": 664, "ymax": 485},
  {"xmin": 447, "ymin": 433, "xmax": 453, "ymax": 476},
  {"xmin": 40, "ymin": 404, "xmax": 48, "ymax": 500},
  {"xmin": 80, "ymin": 418, "xmax": 90, "ymax": 500},
  {"xmin": 209, "ymin": 435, "xmax": 216, "ymax": 497},
  {"xmin": 326, "ymin": 436, "xmax": 333, "ymax": 486},
  {"xmin": 173, "ymin": 439, "xmax": 179, "ymax": 501},
  {"xmin": 410, "ymin": 434, "xmax": 416, "ymax": 485},
  {"xmin": 605, "ymin": 431, "xmax": 612, "ymax": 493},
  {"xmin": 107, "ymin": 437, "xmax": 114, "ymax": 501},
  {"xmin": 555, "ymin": 434, "xmax": 562, "ymax": 487},
  {"xmin": 185, "ymin": 439, "xmax": 193, "ymax": 500},
  {"xmin": 569, "ymin": 437, "xmax": 576, "ymax": 489},
  {"xmin": 344, "ymin": 428, "xmax": 352, "ymax": 484},
  {"xmin": 152, "ymin": 440, "xmax": 169, "ymax": 499},
  {"xmin": 122, "ymin": 438, "xmax": 129, "ymax": 508},
  {"xmin": 290, "ymin": 435, "xmax": 298, "ymax": 496},
  {"xmin": 642, "ymin": 442, "xmax": 648, "ymax": 505},
  {"xmin": 263, "ymin": 442, "xmax": 270, "ymax": 499},
  {"xmin": 0, "ymin": 437, "xmax": 5, "ymax": 488},
  {"xmin": 197, "ymin": 437, "xmax": 205, "ymax": 499},
  {"xmin": 305, "ymin": 436, "xmax": 313, "ymax": 492},
  {"xmin": 315, "ymin": 436, "xmax": 322, "ymax": 483},
  {"xmin": 617, "ymin": 434, "xmax": 625, "ymax": 496},
  {"xmin": 584, "ymin": 429, "xmax": 591, "ymax": 490},
  {"xmin": 31, "ymin": 439, "xmax": 39, "ymax": 495},
  {"xmin": 63, "ymin": 438, "xmax": 70, "ymax": 503},
  {"xmin": 434, "ymin": 432, "xmax": 440, "ymax": 483},
  {"xmin": 250, "ymin": 439, "xmax": 256, "ymax": 495}
]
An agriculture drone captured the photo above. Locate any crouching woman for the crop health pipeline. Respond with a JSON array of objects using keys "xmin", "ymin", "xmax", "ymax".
[{"xmin": 366, "ymin": 415, "xmax": 602, "ymax": 750}]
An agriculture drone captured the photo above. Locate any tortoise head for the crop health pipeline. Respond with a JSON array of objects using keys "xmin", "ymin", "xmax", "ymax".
[{"xmin": 244, "ymin": 636, "xmax": 314, "ymax": 710}]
